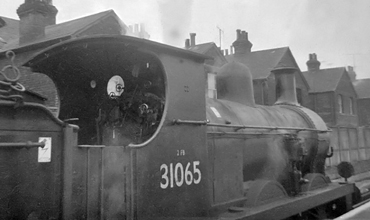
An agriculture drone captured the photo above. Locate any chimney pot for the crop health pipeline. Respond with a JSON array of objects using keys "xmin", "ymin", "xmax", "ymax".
[
  {"xmin": 236, "ymin": 29, "xmax": 241, "ymax": 40},
  {"xmin": 190, "ymin": 33, "xmax": 196, "ymax": 46},
  {"xmin": 241, "ymin": 31, "xmax": 246, "ymax": 40},
  {"xmin": 185, "ymin": 39, "xmax": 190, "ymax": 49}
]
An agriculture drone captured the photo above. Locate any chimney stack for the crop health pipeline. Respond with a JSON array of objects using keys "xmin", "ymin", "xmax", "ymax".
[
  {"xmin": 306, "ymin": 53, "xmax": 321, "ymax": 72},
  {"xmin": 232, "ymin": 29, "xmax": 252, "ymax": 55},
  {"xmin": 347, "ymin": 66, "xmax": 357, "ymax": 81},
  {"xmin": 236, "ymin": 29, "xmax": 241, "ymax": 40},
  {"xmin": 190, "ymin": 33, "xmax": 196, "ymax": 47},
  {"xmin": 17, "ymin": 0, "xmax": 58, "ymax": 45}
]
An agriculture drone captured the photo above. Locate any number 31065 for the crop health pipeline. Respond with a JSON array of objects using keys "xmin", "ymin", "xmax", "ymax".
[{"xmin": 160, "ymin": 161, "xmax": 201, "ymax": 189}]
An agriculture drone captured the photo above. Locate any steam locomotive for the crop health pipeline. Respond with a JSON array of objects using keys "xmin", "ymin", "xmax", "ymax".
[{"xmin": 0, "ymin": 35, "xmax": 356, "ymax": 219}]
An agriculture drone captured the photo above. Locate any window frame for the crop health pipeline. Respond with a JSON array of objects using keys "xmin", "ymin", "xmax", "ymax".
[
  {"xmin": 337, "ymin": 94, "xmax": 344, "ymax": 114},
  {"xmin": 349, "ymin": 97, "xmax": 354, "ymax": 115}
]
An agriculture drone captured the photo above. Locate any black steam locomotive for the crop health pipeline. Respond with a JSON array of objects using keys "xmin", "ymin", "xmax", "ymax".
[{"xmin": 0, "ymin": 35, "xmax": 356, "ymax": 219}]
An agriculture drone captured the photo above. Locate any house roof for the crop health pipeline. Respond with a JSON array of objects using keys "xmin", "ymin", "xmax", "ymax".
[
  {"xmin": 225, "ymin": 47, "xmax": 298, "ymax": 80},
  {"xmin": 302, "ymin": 67, "xmax": 346, "ymax": 93},
  {"xmin": 0, "ymin": 17, "xmax": 19, "ymax": 44},
  {"xmin": 1, "ymin": 10, "xmax": 126, "ymax": 52},
  {"xmin": 0, "ymin": 9, "xmax": 128, "ymax": 110},
  {"xmin": 188, "ymin": 42, "xmax": 227, "ymax": 66},
  {"xmin": 188, "ymin": 42, "xmax": 214, "ymax": 54},
  {"xmin": 353, "ymin": 78, "xmax": 370, "ymax": 99}
]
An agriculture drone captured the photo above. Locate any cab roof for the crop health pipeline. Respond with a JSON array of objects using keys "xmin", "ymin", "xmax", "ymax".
[{"xmin": 22, "ymin": 34, "xmax": 211, "ymax": 70}]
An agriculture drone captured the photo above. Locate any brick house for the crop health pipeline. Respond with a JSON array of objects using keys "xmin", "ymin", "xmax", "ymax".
[
  {"xmin": 353, "ymin": 78, "xmax": 370, "ymax": 126},
  {"xmin": 225, "ymin": 30, "xmax": 310, "ymax": 106},
  {"xmin": 302, "ymin": 54, "xmax": 358, "ymax": 127},
  {"xmin": 0, "ymin": 0, "xmax": 129, "ymax": 116}
]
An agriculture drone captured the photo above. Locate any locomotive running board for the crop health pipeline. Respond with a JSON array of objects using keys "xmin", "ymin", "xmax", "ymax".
[{"xmin": 216, "ymin": 183, "xmax": 354, "ymax": 220}]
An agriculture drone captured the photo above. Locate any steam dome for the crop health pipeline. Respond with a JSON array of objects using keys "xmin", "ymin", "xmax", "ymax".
[{"xmin": 216, "ymin": 61, "xmax": 255, "ymax": 106}]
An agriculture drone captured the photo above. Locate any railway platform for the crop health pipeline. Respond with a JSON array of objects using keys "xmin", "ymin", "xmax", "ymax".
[
  {"xmin": 335, "ymin": 200, "xmax": 370, "ymax": 220},
  {"xmin": 334, "ymin": 174, "xmax": 370, "ymax": 220}
]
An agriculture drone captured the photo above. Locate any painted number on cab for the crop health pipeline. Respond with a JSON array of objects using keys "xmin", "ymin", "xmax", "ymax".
[{"xmin": 160, "ymin": 161, "xmax": 201, "ymax": 189}]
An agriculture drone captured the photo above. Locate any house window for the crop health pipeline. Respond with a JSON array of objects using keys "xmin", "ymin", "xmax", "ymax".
[
  {"xmin": 261, "ymin": 80, "xmax": 266, "ymax": 105},
  {"xmin": 338, "ymin": 94, "xmax": 343, "ymax": 113},
  {"xmin": 207, "ymin": 72, "xmax": 217, "ymax": 99},
  {"xmin": 296, "ymin": 88, "xmax": 302, "ymax": 105},
  {"xmin": 349, "ymin": 97, "xmax": 354, "ymax": 115}
]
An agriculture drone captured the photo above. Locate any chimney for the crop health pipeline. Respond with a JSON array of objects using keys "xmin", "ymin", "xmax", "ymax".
[
  {"xmin": 185, "ymin": 39, "xmax": 190, "ymax": 49},
  {"xmin": 306, "ymin": 53, "xmax": 321, "ymax": 72},
  {"xmin": 273, "ymin": 66, "xmax": 299, "ymax": 106},
  {"xmin": 17, "ymin": 0, "xmax": 58, "ymax": 45},
  {"xmin": 347, "ymin": 66, "xmax": 357, "ymax": 81},
  {"xmin": 190, "ymin": 33, "xmax": 196, "ymax": 47},
  {"xmin": 232, "ymin": 29, "xmax": 252, "ymax": 55}
]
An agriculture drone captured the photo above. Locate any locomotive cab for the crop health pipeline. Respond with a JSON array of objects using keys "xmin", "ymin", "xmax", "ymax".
[
  {"xmin": 26, "ymin": 37, "xmax": 166, "ymax": 146},
  {"xmin": 22, "ymin": 35, "xmax": 211, "ymax": 219}
]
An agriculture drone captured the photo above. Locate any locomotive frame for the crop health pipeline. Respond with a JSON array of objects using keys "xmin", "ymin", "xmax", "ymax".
[{"xmin": 0, "ymin": 35, "xmax": 356, "ymax": 219}]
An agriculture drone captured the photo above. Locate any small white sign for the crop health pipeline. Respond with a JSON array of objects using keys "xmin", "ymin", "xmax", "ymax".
[{"xmin": 38, "ymin": 137, "xmax": 52, "ymax": 163}]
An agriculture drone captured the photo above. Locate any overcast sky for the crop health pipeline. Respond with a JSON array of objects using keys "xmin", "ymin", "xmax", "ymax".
[{"xmin": 2, "ymin": 0, "xmax": 370, "ymax": 79}]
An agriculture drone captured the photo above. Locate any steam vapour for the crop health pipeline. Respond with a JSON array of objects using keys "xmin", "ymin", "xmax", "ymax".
[{"xmin": 157, "ymin": 0, "xmax": 194, "ymax": 47}]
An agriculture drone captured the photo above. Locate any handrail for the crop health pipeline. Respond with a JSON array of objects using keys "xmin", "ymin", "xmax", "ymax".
[
  {"xmin": 173, "ymin": 119, "xmax": 209, "ymax": 125},
  {"xmin": 207, "ymin": 122, "xmax": 331, "ymax": 133},
  {"xmin": 172, "ymin": 119, "xmax": 330, "ymax": 133},
  {"xmin": 78, "ymin": 145, "xmax": 106, "ymax": 148},
  {"xmin": 0, "ymin": 141, "xmax": 45, "ymax": 149}
]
